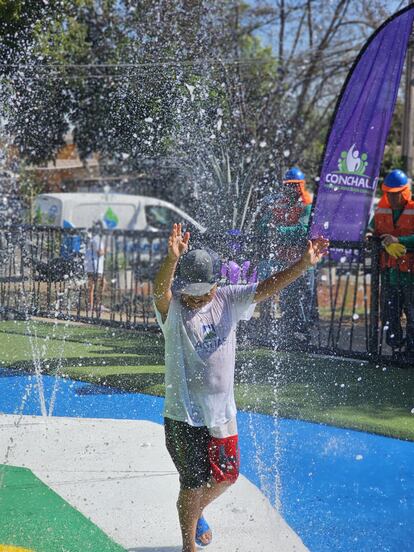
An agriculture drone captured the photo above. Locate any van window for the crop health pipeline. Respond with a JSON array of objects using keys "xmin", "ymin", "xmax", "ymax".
[{"xmin": 145, "ymin": 205, "xmax": 177, "ymax": 230}]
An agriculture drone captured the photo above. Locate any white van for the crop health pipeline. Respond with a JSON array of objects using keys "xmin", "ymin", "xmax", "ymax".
[{"xmin": 33, "ymin": 192, "xmax": 206, "ymax": 232}]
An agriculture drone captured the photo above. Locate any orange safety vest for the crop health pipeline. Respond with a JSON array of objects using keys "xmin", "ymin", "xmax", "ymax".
[
  {"xmin": 374, "ymin": 197, "xmax": 414, "ymax": 272},
  {"xmin": 262, "ymin": 182, "xmax": 311, "ymax": 263},
  {"xmin": 271, "ymin": 201, "xmax": 304, "ymax": 226},
  {"xmin": 270, "ymin": 199, "xmax": 309, "ymax": 262}
]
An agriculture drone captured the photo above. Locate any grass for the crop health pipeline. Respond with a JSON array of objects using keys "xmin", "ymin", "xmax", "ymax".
[
  {"xmin": 0, "ymin": 319, "xmax": 413, "ymax": 441},
  {"xmin": 235, "ymin": 349, "xmax": 414, "ymax": 441}
]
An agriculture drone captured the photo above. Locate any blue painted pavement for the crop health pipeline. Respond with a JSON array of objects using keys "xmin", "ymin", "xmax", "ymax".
[{"xmin": 0, "ymin": 369, "xmax": 413, "ymax": 552}]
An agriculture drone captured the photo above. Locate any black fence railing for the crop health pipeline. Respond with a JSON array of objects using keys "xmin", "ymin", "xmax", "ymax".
[
  {"xmin": 0, "ymin": 225, "xmax": 411, "ymax": 366},
  {"xmin": 0, "ymin": 225, "xmax": 168, "ymax": 329}
]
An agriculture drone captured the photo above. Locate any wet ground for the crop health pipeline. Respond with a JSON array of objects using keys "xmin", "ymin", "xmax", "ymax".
[{"xmin": 0, "ymin": 369, "xmax": 413, "ymax": 552}]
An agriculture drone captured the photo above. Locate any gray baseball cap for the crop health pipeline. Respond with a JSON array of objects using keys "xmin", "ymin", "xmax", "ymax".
[{"xmin": 174, "ymin": 249, "xmax": 218, "ymax": 296}]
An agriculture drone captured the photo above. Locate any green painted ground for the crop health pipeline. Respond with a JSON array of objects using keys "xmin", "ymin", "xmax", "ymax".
[
  {"xmin": 0, "ymin": 320, "xmax": 413, "ymax": 441},
  {"xmin": 0, "ymin": 465, "xmax": 125, "ymax": 552}
]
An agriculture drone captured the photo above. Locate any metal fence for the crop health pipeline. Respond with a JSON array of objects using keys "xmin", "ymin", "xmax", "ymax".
[
  {"xmin": 271, "ymin": 240, "xmax": 381, "ymax": 360},
  {"xmin": 247, "ymin": 238, "xmax": 412, "ymax": 366},
  {"xmin": 0, "ymin": 225, "xmax": 168, "ymax": 329},
  {"xmin": 0, "ymin": 225, "xmax": 411, "ymax": 365}
]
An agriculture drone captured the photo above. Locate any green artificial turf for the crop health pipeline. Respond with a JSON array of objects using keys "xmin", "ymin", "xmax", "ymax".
[
  {"xmin": 0, "ymin": 465, "xmax": 126, "ymax": 552},
  {"xmin": 0, "ymin": 320, "xmax": 413, "ymax": 441},
  {"xmin": 235, "ymin": 349, "xmax": 414, "ymax": 441}
]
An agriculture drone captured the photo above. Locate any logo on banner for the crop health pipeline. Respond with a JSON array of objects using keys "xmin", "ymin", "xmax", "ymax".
[
  {"xmin": 325, "ymin": 143, "xmax": 374, "ymax": 192},
  {"xmin": 338, "ymin": 144, "xmax": 368, "ymax": 175}
]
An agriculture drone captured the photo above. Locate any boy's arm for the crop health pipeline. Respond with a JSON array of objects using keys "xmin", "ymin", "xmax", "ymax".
[
  {"xmin": 254, "ymin": 237, "xmax": 328, "ymax": 303},
  {"xmin": 153, "ymin": 256, "xmax": 179, "ymax": 316},
  {"xmin": 153, "ymin": 223, "xmax": 190, "ymax": 318}
]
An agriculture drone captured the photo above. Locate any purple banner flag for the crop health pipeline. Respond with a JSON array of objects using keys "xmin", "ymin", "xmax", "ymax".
[{"xmin": 310, "ymin": 6, "xmax": 414, "ymax": 242}]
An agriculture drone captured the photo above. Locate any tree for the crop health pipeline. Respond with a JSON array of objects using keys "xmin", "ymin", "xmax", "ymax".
[
  {"xmin": 0, "ymin": 0, "xmax": 60, "ymax": 67},
  {"xmin": 382, "ymin": 99, "xmax": 404, "ymax": 178},
  {"xmin": 168, "ymin": 1, "xmax": 405, "ymax": 229},
  {"xmin": 1, "ymin": 1, "xmax": 184, "ymax": 164},
  {"xmin": 0, "ymin": 0, "xmax": 406, "ymax": 230}
]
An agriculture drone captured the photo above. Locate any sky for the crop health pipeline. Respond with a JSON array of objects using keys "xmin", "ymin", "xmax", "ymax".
[{"xmin": 252, "ymin": 1, "xmax": 412, "ymax": 58}]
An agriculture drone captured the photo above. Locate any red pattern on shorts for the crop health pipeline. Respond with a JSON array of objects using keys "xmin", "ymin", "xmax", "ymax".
[{"xmin": 208, "ymin": 435, "xmax": 240, "ymax": 483}]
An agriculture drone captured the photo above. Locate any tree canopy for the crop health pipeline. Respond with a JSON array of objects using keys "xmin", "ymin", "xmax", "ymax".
[{"xmin": 0, "ymin": 0, "xmax": 405, "ymax": 228}]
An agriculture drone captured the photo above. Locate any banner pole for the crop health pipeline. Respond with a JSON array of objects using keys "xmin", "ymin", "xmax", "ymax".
[
  {"xmin": 369, "ymin": 238, "xmax": 381, "ymax": 360},
  {"xmin": 402, "ymin": 48, "xmax": 413, "ymax": 174},
  {"xmin": 402, "ymin": 2, "xmax": 414, "ymax": 175}
]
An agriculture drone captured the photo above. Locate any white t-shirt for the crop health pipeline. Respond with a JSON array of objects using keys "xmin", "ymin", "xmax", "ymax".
[
  {"xmin": 84, "ymin": 235, "xmax": 106, "ymax": 275},
  {"xmin": 155, "ymin": 284, "xmax": 257, "ymax": 429}
]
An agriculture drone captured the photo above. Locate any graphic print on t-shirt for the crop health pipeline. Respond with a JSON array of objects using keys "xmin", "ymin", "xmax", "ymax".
[
  {"xmin": 202, "ymin": 324, "xmax": 217, "ymax": 341},
  {"xmin": 195, "ymin": 323, "xmax": 223, "ymax": 354}
]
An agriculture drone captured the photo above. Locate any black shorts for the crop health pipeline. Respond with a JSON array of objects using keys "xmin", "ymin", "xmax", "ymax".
[
  {"xmin": 164, "ymin": 417, "xmax": 240, "ymax": 490},
  {"xmin": 165, "ymin": 417, "xmax": 211, "ymax": 489}
]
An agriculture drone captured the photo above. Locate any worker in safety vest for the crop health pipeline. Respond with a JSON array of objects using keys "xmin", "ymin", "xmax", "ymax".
[
  {"xmin": 256, "ymin": 167, "xmax": 316, "ymax": 347},
  {"xmin": 275, "ymin": 166, "xmax": 313, "ymax": 260},
  {"xmin": 373, "ymin": 169, "xmax": 414, "ymax": 358}
]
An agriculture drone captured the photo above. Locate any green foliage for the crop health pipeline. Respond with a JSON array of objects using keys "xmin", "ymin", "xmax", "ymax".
[
  {"xmin": 238, "ymin": 34, "xmax": 278, "ymax": 110},
  {"xmin": 381, "ymin": 99, "xmax": 404, "ymax": 177},
  {"xmin": 0, "ymin": 0, "xmax": 22, "ymax": 25},
  {"xmin": 0, "ymin": 0, "xmax": 59, "ymax": 59},
  {"xmin": 17, "ymin": 167, "xmax": 49, "ymax": 221},
  {"xmin": 1, "ymin": 0, "xmax": 181, "ymax": 165},
  {"xmin": 381, "ymin": 143, "xmax": 404, "ymax": 178},
  {"xmin": 3, "ymin": 0, "xmax": 402, "ymax": 227}
]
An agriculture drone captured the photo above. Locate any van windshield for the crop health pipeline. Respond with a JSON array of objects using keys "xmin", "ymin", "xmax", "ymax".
[{"xmin": 145, "ymin": 205, "xmax": 176, "ymax": 230}]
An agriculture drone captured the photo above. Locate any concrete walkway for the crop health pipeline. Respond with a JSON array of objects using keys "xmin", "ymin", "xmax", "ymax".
[{"xmin": 0, "ymin": 415, "xmax": 308, "ymax": 552}]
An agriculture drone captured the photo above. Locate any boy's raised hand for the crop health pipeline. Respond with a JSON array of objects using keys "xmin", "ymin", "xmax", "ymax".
[
  {"xmin": 168, "ymin": 223, "xmax": 190, "ymax": 261},
  {"xmin": 303, "ymin": 237, "xmax": 329, "ymax": 266}
]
